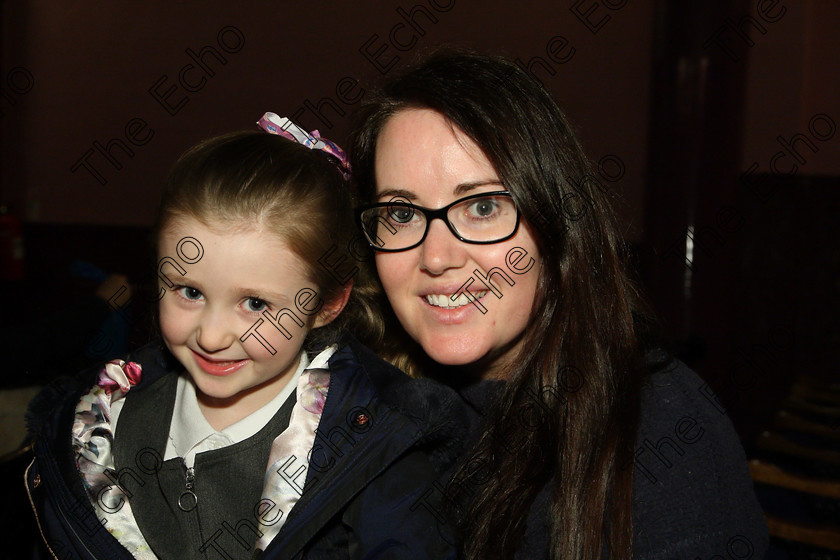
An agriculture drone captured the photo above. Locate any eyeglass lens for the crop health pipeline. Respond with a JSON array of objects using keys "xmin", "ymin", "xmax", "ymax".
[{"xmin": 361, "ymin": 193, "xmax": 518, "ymax": 250}]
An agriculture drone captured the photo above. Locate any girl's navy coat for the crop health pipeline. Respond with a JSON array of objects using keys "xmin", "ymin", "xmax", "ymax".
[{"xmin": 25, "ymin": 335, "xmax": 467, "ymax": 559}]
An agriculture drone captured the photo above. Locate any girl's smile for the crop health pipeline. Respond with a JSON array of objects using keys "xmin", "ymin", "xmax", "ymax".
[{"xmin": 190, "ymin": 349, "xmax": 249, "ymax": 376}]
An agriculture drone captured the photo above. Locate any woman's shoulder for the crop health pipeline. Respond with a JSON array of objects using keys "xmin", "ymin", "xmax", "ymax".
[
  {"xmin": 632, "ymin": 358, "xmax": 769, "ymax": 557},
  {"xmin": 637, "ymin": 358, "xmax": 719, "ymax": 441},
  {"xmin": 636, "ymin": 358, "xmax": 744, "ymax": 463}
]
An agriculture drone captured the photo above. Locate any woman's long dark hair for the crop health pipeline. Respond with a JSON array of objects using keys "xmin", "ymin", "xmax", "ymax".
[{"xmin": 352, "ymin": 49, "xmax": 660, "ymax": 559}]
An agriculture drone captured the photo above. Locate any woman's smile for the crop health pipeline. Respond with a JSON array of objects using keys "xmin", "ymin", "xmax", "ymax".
[{"xmin": 372, "ymin": 109, "xmax": 542, "ymax": 377}]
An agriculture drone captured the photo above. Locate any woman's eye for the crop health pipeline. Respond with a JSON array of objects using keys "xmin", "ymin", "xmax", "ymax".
[
  {"xmin": 177, "ymin": 286, "xmax": 204, "ymax": 301},
  {"xmin": 468, "ymin": 199, "xmax": 499, "ymax": 218},
  {"xmin": 245, "ymin": 297, "xmax": 268, "ymax": 312},
  {"xmin": 388, "ymin": 206, "xmax": 415, "ymax": 224}
]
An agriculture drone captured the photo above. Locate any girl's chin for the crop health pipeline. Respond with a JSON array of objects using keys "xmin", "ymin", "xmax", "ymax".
[{"xmin": 193, "ymin": 380, "xmax": 239, "ymax": 402}]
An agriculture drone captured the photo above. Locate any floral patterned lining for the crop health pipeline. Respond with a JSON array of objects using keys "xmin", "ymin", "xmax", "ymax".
[{"xmin": 71, "ymin": 347, "xmax": 335, "ymax": 557}]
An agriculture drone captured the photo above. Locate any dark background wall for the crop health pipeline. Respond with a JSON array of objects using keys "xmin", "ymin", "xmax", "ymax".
[
  {"xmin": 0, "ymin": 1, "xmax": 654, "ymax": 230},
  {"xmin": 1, "ymin": 1, "xmax": 838, "ymax": 446}
]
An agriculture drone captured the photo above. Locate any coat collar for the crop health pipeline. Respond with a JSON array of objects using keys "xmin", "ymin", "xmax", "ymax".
[
  {"xmin": 28, "ymin": 335, "xmax": 471, "ymax": 559},
  {"xmin": 262, "ymin": 334, "xmax": 471, "ymax": 558}
]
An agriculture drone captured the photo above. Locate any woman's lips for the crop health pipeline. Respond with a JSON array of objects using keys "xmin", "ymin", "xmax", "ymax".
[
  {"xmin": 423, "ymin": 290, "xmax": 488, "ymax": 308},
  {"xmin": 191, "ymin": 350, "xmax": 249, "ymax": 376},
  {"xmin": 418, "ymin": 290, "xmax": 490, "ymax": 324}
]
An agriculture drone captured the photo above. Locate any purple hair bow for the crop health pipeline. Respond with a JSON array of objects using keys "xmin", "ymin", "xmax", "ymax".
[{"xmin": 257, "ymin": 112, "xmax": 351, "ymax": 179}]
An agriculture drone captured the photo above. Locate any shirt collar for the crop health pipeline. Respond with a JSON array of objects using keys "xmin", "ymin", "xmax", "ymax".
[{"xmin": 169, "ymin": 350, "xmax": 310, "ymax": 465}]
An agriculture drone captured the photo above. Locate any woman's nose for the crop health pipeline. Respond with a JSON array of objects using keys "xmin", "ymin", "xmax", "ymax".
[
  {"xmin": 418, "ymin": 218, "xmax": 468, "ymax": 276},
  {"xmin": 195, "ymin": 307, "xmax": 236, "ymax": 353}
]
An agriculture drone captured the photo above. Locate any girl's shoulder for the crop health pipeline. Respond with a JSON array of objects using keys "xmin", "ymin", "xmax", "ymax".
[
  {"xmin": 327, "ymin": 334, "xmax": 474, "ymax": 468},
  {"xmin": 633, "ymin": 359, "xmax": 769, "ymax": 557},
  {"xmin": 330, "ymin": 334, "xmax": 470, "ymax": 420},
  {"xmin": 25, "ymin": 341, "xmax": 174, "ymax": 440}
]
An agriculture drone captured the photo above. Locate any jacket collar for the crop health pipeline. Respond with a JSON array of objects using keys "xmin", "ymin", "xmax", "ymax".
[
  {"xmin": 262, "ymin": 334, "xmax": 469, "ymax": 558},
  {"xmin": 29, "ymin": 335, "xmax": 470, "ymax": 559}
]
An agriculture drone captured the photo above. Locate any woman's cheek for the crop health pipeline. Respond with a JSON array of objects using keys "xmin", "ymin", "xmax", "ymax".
[
  {"xmin": 375, "ymin": 252, "xmax": 412, "ymax": 304},
  {"xmin": 374, "ymin": 253, "xmax": 396, "ymax": 288}
]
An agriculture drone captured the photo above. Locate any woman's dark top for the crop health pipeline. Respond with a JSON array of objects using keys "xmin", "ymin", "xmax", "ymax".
[{"xmin": 458, "ymin": 359, "xmax": 769, "ymax": 559}]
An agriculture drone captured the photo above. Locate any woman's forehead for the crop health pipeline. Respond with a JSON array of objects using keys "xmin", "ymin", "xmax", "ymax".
[{"xmin": 374, "ymin": 109, "xmax": 498, "ymax": 201}]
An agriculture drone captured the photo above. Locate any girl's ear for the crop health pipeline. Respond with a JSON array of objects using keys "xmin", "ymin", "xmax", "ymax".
[{"xmin": 313, "ymin": 280, "xmax": 353, "ymax": 329}]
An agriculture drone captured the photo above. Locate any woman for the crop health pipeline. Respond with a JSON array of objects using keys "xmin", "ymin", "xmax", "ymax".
[{"xmin": 351, "ymin": 50, "xmax": 768, "ymax": 559}]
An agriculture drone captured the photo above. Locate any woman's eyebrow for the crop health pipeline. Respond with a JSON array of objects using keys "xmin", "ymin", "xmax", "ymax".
[
  {"xmin": 377, "ymin": 188, "xmax": 417, "ymax": 201},
  {"xmin": 453, "ymin": 180, "xmax": 504, "ymax": 195},
  {"xmin": 378, "ymin": 180, "xmax": 504, "ymax": 201}
]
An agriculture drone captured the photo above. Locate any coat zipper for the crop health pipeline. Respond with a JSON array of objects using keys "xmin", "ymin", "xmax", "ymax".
[
  {"xmin": 26, "ymin": 453, "xmax": 118, "ymax": 560},
  {"xmin": 24, "ymin": 458, "xmax": 61, "ymax": 560},
  {"xmin": 26, "ymin": 456, "xmax": 105, "ymax": 560},
  {"xmin": 53, "ymin": 495, "xmax": 103, "ymax": 560}
]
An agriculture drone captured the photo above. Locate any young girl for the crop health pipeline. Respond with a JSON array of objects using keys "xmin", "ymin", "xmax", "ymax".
[{"xmin": 25, "ymin": 115, "xmax": 466, "ymax": 559}]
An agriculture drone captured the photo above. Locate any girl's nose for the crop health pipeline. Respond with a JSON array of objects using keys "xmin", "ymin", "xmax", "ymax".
[
  {"xmin": 195, "ymin": 308, "xmax": 236, "ymax": 353},
  {"xmin": 418, "ymin": 218, "xmax": 468, "ymax": 276}
]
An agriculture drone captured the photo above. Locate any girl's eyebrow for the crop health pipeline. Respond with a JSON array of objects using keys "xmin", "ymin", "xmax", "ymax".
[
  {"xmin": 233, "ymin": 287, "xmax": 291, "ymax": 305},
  {"xmin": 165, "ymin": 274, "xmax": 190, "ymax": 285},
  {"xmin": 377, "ymin": 180, "xmax": 504, "ymax": 201}
]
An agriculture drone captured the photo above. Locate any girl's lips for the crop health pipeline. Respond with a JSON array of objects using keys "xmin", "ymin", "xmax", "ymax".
[{"xmin": 191, "ymin": 350, "xmax": 249, "ymax": 376}]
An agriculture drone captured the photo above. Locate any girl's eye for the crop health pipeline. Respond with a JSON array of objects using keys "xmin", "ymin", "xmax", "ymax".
[
  {"xmin": 177, "ymin": 286, "xmax": 204, "ymax": 301},
  {"xmin": 245, "ymin": 297, "xmax": 268, "ymax": 312}
]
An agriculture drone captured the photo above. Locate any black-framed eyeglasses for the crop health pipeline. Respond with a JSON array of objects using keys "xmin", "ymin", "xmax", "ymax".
[{"xmin": 355, "ymin": 191, "xmax": 521, "ymax": 252}]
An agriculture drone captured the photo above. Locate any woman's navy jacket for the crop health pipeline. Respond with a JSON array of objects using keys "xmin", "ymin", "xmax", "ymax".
[{"xmin": 25, "ymin": 335, "xmax": 468, "ymax": 559}]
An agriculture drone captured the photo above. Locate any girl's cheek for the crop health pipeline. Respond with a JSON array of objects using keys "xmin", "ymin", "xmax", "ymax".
[
  {"xmin": 158, "ymin": 298, "xmax": 187, "ymax": 343},
  {"xmin": 240, "ymin": 315, "xmax": 313, "ymax": 359}
]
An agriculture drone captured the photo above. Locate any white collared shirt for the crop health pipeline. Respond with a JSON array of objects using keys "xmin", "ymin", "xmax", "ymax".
[
  {"xmin": 111, "ymin": 351, "xmax": 309, "ymax": 468},
  {"xmin": 164, "ymin": 351, "xmax": 309, "ymax": 468}
]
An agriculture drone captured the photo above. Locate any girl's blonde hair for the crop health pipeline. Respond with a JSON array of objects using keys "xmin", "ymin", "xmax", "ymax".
[{"xmin": 154, "ymin": 130, "xmax": 383, "ymax": 349}]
